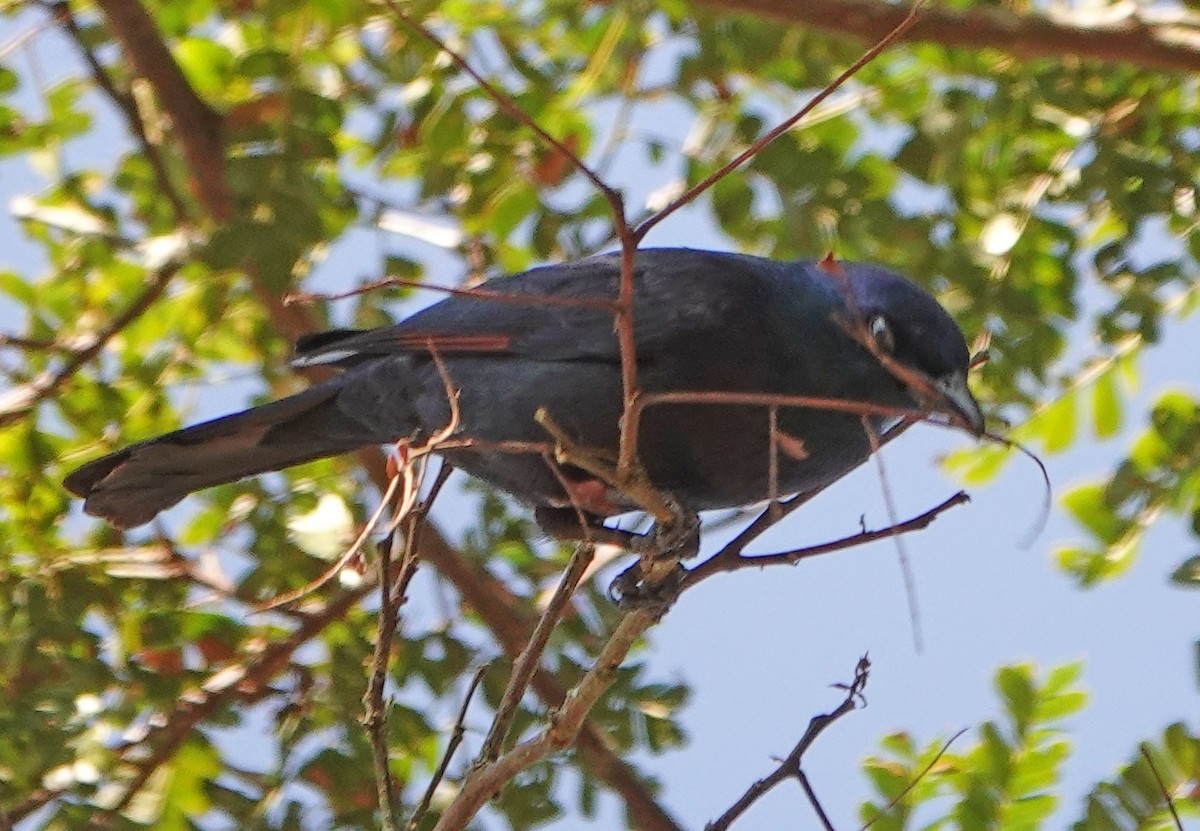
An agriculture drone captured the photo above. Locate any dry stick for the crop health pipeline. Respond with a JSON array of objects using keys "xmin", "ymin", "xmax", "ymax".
[
  {"xmin": 409, "ymin": 665, "xmax": 489, "ymax": 831},
  {"xmin": 1140, "ymin": 745, "xmax": 1185, "ymax": 831},
  {"xmin": 682, "ymin": 491, "xmax": 968, "ymax": 590},
  {"xmin": 858, "ymin": 728, "xmax": 968, "ymax": 831},
  {"xmin": 365, "ymin": 364, "xmax": 462, "ymax": 829},
  {"xmin": 433, "ymin": 609, "xmax": 657, "ymax": 831},
  {"xmin": 478, "ymin": 541, "xmax": 597, "ymax": 764},
  {"xmin": 705, "ymin": 657, "xmax": 870, "ymax": 831},
  {"xmin": 365, "ymin": 527, "xmax": 409, "ymax": 831}
]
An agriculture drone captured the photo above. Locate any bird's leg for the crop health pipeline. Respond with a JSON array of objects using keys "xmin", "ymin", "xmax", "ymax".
[{"xmin": 535, "ymin": 408, "xmax": 697, "ymax": 612}]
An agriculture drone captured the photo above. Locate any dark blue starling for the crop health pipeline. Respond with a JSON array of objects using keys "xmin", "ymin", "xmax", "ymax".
[{"xmin": 64, "ymin": 248, "xmax": 983, "ymax": 529}]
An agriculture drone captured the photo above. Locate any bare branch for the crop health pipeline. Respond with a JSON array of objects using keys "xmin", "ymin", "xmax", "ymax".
[
  {"xmin": 689, "ymin": 0, "xmax": 1200, "ymax": 74},
  {"xmin": 93, "ymin": 0, "xmax": 229, "ymax": 219},
  {"xmin": 706, "ymin": 656, "xmax": 870, "ymax": 831},
  {"xmin": 683, "ymin": 491, "xmax": 969, "ymax": 590},
  {"xmin": 409, "ymin": 665, "xmax": 489, "ymax": 831},
  {"xmin": 478, "ymin": 541, "xmax": 595, "ymax": 763},
  {"xmin": 433, "ymin": 609, "xmax": 658, "ymax": 831}
]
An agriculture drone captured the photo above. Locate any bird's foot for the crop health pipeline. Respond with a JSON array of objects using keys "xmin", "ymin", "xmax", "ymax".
[
  {"xmin": 608, "ymin": 558, "xmax": 684, "ymax": 616},
  {"xmin": 632, "ymin": 503, "xmax": 700, "ymax": 559}
]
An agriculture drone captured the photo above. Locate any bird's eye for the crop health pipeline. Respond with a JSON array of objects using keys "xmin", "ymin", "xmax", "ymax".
[{"xmin": 869, "ymin": 315, "xmax": 895, "ymax": 353}]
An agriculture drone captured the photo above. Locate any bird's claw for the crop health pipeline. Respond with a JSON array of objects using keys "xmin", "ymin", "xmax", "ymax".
[
  {"xmin": 608, "ymin": 559, "xmax": 684, "ymax": 615},
  {"xmin": 630, "ymin": 501, "xmax": 699, "ymax": 559}
]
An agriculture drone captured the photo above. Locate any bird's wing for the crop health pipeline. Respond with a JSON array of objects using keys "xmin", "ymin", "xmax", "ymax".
[{"xmin": 291, "ymin": 249, "xmax": 754, "ymax": 369}]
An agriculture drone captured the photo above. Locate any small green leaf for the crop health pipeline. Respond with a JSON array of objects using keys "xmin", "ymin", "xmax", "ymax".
[{"xmin": 1091, "ymin": 370, "xmax": 1122, "ymax": 438}]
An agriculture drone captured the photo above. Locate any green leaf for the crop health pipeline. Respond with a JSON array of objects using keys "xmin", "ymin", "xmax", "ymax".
[{"xmin": 1091, "ymin": 370, "xmax": 1122, "ymax": 438}]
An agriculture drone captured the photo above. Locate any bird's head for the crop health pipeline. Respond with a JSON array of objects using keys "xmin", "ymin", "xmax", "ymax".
[{"xmin": 837, "ymin": 261, "xmax": 985, "ymax": 436}]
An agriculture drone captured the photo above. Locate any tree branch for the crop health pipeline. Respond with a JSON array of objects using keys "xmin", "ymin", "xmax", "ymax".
[
  {"xmin": 92, "ymin": 0, "xmax": 229, "ymax": 219},
  {"xmin": 683, "ymin": 491, "xmax": 969, "ymax": 590},
  {"xmin": 706, "ymin": 656, "xmax": 870, "ymax": 831},
  {"xmin": 689, "ymin": 0, "xmax": 1200, "ymax": 73}
]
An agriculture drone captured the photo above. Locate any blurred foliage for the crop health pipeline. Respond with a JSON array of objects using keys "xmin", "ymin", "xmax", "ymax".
[
  {"xmin": 0, "ymin": 0, "xmax": 1197, "ymax": 828},
  {"xmin": 862, "ymin": 663, "xmax": 1199, "ymax": 831}
]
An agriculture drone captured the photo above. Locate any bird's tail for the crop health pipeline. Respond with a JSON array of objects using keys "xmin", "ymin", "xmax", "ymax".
[{"xmin": 64, "ymin": 379, "xmax": 383, "ymax": 528}]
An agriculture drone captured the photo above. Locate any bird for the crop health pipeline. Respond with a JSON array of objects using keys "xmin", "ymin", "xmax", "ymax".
[{"xmin": 64, "ymin": 248, "xmax": 984, "ymax": 532}]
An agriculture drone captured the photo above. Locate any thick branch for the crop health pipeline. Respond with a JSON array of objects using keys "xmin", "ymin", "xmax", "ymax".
[
  {"xmin": 434, "ymin": 610, "xmax": 657, "ymax": 831},
  {"xmin": 92, "ymin": 0, "xmax": 230, "ymax": 219},
  {"xmin": 690, "ymin": 0, "xmax": 1200, "ymax": 73}
]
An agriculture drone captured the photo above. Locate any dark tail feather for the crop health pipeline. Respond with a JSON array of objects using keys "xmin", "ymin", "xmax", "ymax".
[{"xmin": 64, "ymin": 380, "xmax": 377, "ymax": 528}]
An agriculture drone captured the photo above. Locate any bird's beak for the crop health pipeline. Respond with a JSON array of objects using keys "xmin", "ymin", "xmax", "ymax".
[{"xmin": 932, "ymin": 371, "xmax": 986, "ymax": 436}]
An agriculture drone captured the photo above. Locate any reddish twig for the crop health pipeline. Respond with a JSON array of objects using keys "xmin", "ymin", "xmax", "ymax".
[
  {"xmin": 631, "ymin": 1, "xmax": 926, "ymax": 243},
  {"xmin": 286, "ymin": 276, "xmax": 617, "ymax": 313}
]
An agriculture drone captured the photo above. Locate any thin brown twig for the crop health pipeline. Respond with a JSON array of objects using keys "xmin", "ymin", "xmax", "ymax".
[
  {"xmin": 1141, "ymin": 744, "xmax": 1185, "ymax": 831},
  {"xmin": 858, "ymin": 728, "xmax": 968, "ymax": 831},
  {"xmin": 683, "ymin": 491, "xmax": 969, "ymax": 590},
  {"xmin": 478, "ymin": 540, "xmax": 596, "ymax": 763},
  {"xmin": 286, "ymin": 276, "xmax": 618, "ymax": 313},
  {"xmin": 705, "ymin": 656, "xmax": 870, "ymax": 831},
  {"xmin": 632, "ymin": 1, "xmax": 926, "ymax": 243},
  {"xmin": 408, "ymin": 665, "xmax": 489, "ymax": 831}
]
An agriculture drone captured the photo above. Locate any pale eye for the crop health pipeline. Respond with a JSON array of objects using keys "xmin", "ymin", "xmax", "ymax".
[{"xmin": 869, "ymin": 315, "xmax": 895, "ymax": 353}]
